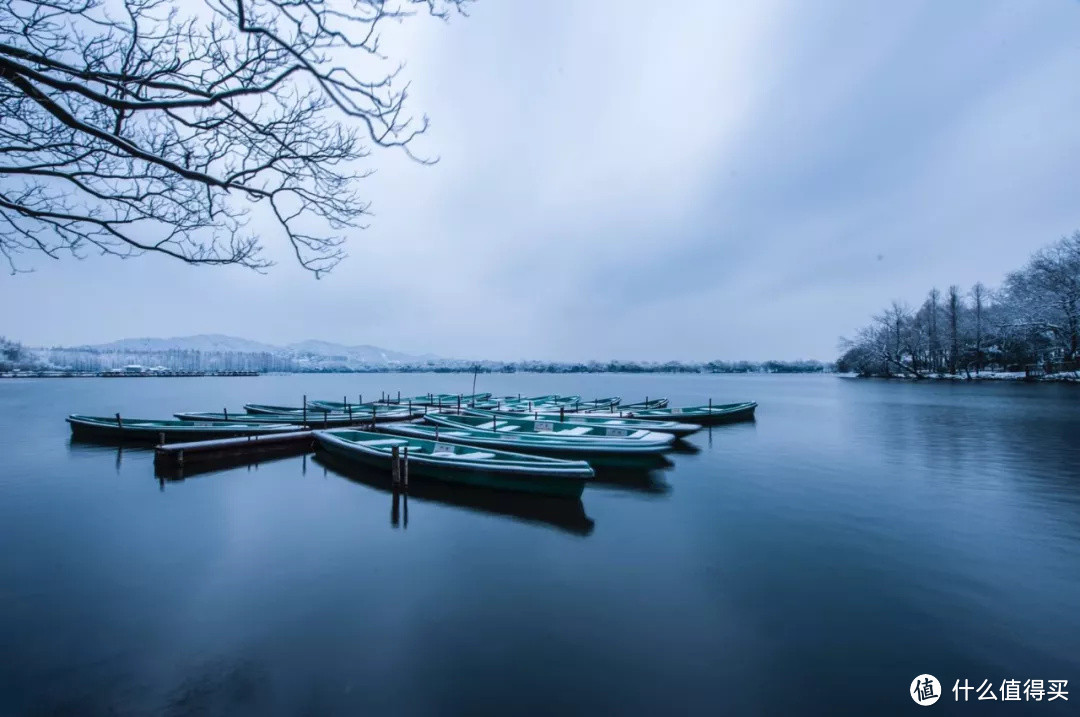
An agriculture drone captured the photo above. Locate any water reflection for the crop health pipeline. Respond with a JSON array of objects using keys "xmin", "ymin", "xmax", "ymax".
[
  {"xmin": 154, "ymin": 453, "xmax": 304, "ymax": 483},
  {"xmin": 312, "ymin": 451, "xmax": 595, "ymax": 537},
  {"xmin": 588, "ymin": 465, "xmax": 673, "ymax": 495}
]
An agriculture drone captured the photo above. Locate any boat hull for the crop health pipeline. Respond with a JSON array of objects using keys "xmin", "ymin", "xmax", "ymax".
[
  {"xmin": 67, "ymin": 415, "xmax": 295, "ymax": 443},
  {"xmin": 314, "ymin": 431, "xmax": 590, "ymax": 498},
  {"xmin": 460, "ymin": 408, "xmax": 701, "ymax": 437},
  {"xmin": 627, "ymin": 402, "xmax": 757, "ymax": 425},
  {"xmin": 380, "ymin": 424, "xmax": 673, "ymax": 467}
]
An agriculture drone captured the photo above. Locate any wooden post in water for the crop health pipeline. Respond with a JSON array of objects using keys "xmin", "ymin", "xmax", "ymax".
[
  {"xmin": 402, "ymin": 446, "xmax": 409, "ymax": 489},
  {"xmin": 359, "ymin": 394, "xmax": 362, "ymax": 406},
  {"xmin": 116, "ymin": 412, "xmax": 122, "ymax": 428},
  {"xmin": 457, "ymin": 395, "xmax": 461, "ymax": 411},
  {"xmin": 303, "ymin": 396, "xmax": 307, "ymax": 425},
  {"xmin": 323, "ymin": 410, "xmax": 328, "ymax": 428},
  {"xmin": 371, "ymin": 403, "xmax": 377, "ymax": 430},
  {"xmin": 391, "ymin": 445, "xmax": 400, "ymax": 485},
  {"xmin": 560, "ymin": 406, "xmax": 565, "ymax": 422},
  {"xmin": 347, "ymin": 404, "xmax": 352, "ymax": 421},
  {"xmin": 397, "ymin": 391, "xmax": 401, "ymax": 403},
  {"xmin": 224, "ymin": 408, "xmax": 228, "ymax": 420},
  {"xmin": 709, "ymin": 398, "xmax": 712, "ymax": 414},
  {"xmin": 492, "ymin": 415, "xmax": 497, "ymax": 433}
]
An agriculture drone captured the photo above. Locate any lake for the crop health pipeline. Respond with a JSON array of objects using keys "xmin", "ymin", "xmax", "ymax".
[{"xmin": 0, "ymin": 373, "xmax": 1077, "ymax": 715}]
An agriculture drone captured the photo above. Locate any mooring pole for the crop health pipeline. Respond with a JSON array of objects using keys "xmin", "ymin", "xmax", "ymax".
[
  {"xmin": 116, "ymin": 412, "xmax": 122, "ymax": 428},
  {"xmin": 709, "ymin": 398, "xmax": 712, "ymax": 414},
  {"xmin": 371, "ymin": 403, "xmax": 377, "ymax": 430},
  {"xmin": 492, "ymin": 415, "xmax": 497, "ymax": 433},
  {"xmin": 224, "ymin": 407, "xmax": 228, "ymax": 420},
  {"xmin": 560, "ymin": 406, "xmax": 565, "ymax": 422},
  {"xmin": 303, "ymin": 396, "xmax": 307, "ymax": 425},
  {"xmin": 403, "ymin": 446, "xmax": 409, "ymax": 489},
  {"xmin": 323, "ymin": 410, "xmax": 328, "ymax": 428},
  {"xmin": 392, "ymin": 445, "xmax": 400, "ymax": 485}
]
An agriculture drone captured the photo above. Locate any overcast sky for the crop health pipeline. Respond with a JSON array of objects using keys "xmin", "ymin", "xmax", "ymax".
[{"xmin": 3, "ymin": 0, "xmax": 1080, "ymax": 361}]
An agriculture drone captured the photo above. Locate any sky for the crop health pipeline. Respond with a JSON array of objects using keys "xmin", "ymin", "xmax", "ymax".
[{"xmin": 3, "ymin": 0, "xmax": 1080, "ymax": 361}]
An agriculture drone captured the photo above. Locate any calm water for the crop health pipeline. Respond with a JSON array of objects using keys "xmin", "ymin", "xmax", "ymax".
[{"xmin": 0, "ymin": 374, "xmax": 1078, "ymax": 716}]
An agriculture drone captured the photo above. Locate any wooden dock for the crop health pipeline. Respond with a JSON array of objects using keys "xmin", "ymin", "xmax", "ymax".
[{"xmin": 154, "ymin": 430, "xmax": 315, "ymax": 472}]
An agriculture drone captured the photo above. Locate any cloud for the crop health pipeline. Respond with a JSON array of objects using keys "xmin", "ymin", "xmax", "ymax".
[{"xmin": 3, "ymin": 0, "xmax": 1080, "ymax": 360}]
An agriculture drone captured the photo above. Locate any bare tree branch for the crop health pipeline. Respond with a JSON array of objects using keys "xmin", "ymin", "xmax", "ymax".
[{"xmin": 0, "ymin": 0, "xmax": 469, "ymax": 275}]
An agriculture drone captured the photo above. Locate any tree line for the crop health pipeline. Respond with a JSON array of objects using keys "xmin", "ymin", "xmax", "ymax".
[
  {"xmin": 2, "ymin": 343, "xmax": 829, "ymax": 375},
  {"xmin": 838, "ymin": 232, "xmax": 1080, "ymax": 378}
]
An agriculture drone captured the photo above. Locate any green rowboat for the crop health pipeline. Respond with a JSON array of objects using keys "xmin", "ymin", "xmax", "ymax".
[
  {"xmin": 623, "ymin": 401, "xmax": 757, "ymax": 425},
  {"xmin": 379, "ymin": 423, "xmax": 674, "ymax": 462},
  {"xmin": 67, "ymin": 414, "xmax": 296, "ymax": 443},
  {"xmin": 174, "ymin": 411, "xmax": 368, "ymax": 427},
  {"xmin": 244, "ymin": 403, "xmax": 306, "ymax": 415},
  {"xmin": 461, "ymin": 408, "xmax": 701, "ymax": 437},
  {"xmin": 314, "ymin": 429, "xmax": 593, "ymax": 498},
  {"xmin": 601, "ymin": 398, "xmax": 668, "ymax": 411},
  {"xmin": 424, "ymin": 412, "xmax": 675, "ymax": 444}
]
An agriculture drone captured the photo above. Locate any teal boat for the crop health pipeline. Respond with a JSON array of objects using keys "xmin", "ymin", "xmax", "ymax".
[
  {"xmin": 67, "ymin": 414, "xmax": 297, "ymax": 443},
  {"xmin": 303, "ymin": 401, "xmax": 420, "ymax": 422},
  {"xmin": 461, "ymin": 408, "xmax": 701, "ymax": 437},
  {"xmin": 379, "ymin": 423, "xmax": 673, "ymax": 462},
  {"xmin": 244, "ymin": 403, "xmax": 307, "ymax": 415},
  {"xmin": 623, "ymin": 401, "xmax": 757, "ymax": 425},
  {"xmin": 493, "ymin": 395, "xmax": 579, "ymax": 405},
  {"xmin": 314, "ymin": 429, "xmax": 593, "ymax": 498},
  {"xmin": 375, "ymin": 392, "xmax": 493, "ymax": 408},
  {"xmin": 175, "ymin": 411, "xmax": 366, "ymax": 427},
  {"xmin": 594, "ymin": 398, "xmax": 667, "ymax": 411},
  {"xmin": 424, "ymin": 412, "xmax": 675, "ymax": 445}
]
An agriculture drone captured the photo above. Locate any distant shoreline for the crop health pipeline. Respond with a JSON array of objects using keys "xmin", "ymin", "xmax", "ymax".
[
  {"xmin": 1, "ymin": 368, "xmax": 833, "ymax": 379},
  {"xmin": 837, "ymin": 371, "xmax": 1079, "ymax": 383}
]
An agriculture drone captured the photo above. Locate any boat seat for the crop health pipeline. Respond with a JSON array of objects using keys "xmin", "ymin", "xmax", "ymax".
[
  {"xmin": 363, "ymin": 439, "xmax": 407, "ymax": 447},
  {"xmin": 444, "ymin": 451, "xmax": 496, "ymax": 460},
  {"xmin": 558, "ymin": 427, "xmax": 592, "ymax": 436},
  {"xmin": 497, "ymin": 425, "xmax": 521, "ymax": 432}
]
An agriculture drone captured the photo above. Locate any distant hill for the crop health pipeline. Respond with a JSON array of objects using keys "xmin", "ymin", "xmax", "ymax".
[{"xmin": 69, "ymin": 334, "xmax": 439, "ymax": 366}]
